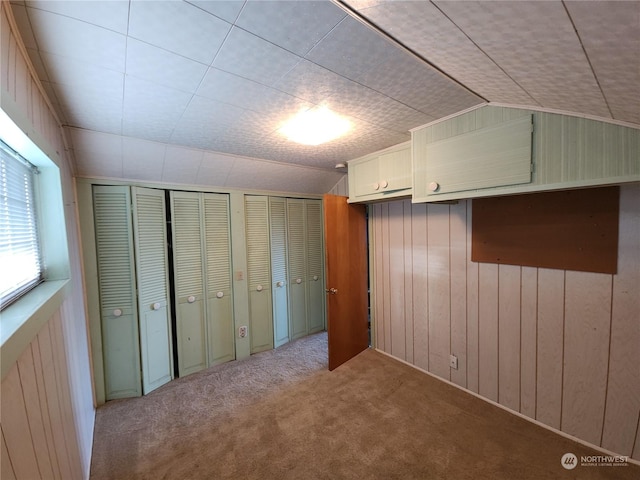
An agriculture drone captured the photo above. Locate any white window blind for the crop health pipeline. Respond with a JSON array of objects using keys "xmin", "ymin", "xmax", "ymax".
[{"xmin": 0, "ymin": 140, "xmax": 43, "ymax": 309}]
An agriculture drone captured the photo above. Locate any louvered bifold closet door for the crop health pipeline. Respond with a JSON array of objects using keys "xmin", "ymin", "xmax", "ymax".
[
  {"xmin": 93, "ymin": 186, "xmax": 141, "ymax": 400},
  {"xmin": 286, "ymin": 198, "xmax": 308, "ymax": 340},
  {"xmin": 132, "ymin": 187, "xmax": 173, "ymax": 394},
  {"xmin": 245, "ymin": 196, "xmax": 274, "ymax": 353},
  {"xmin": 203, "ymin": 193, "xmax": 235, "ymax": 366},
  {"xmin": 305, "ymin": 200, "xmax": 325, "ymax": 333},
  {"xmin": 170, "ymin": 191, "xmax": 207, "ymax": 377},
  {"xmin": 269, "ymin": 197, "xmax": 289, "ymax": 347}
]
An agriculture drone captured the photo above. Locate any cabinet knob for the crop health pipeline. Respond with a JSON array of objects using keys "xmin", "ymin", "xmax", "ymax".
[
  {"xmin": 296, "ymin": 278, "xmax": 302, "ymax": 284},
  {"xmin": 152, "ymin": 302, "xmax": 161, "ymax": 311},
  {"xmin": 216, "ymin": 291, "xmax": 224, "ymax": 298},
  {"xmin": 373, "ymin": 182, "xmax": 380, "ymax": 191},
  {"xmin": 313, "ymin": 275, "xmax": 318, "ymax": 281},
  {"xmin": 113, "ymin": 308, "xmax": 122, "ymax": 317},
  {"xmin": 428, "ymin": 181, "xmax": 440, "ymax": 192},
  {"xmin": 276, "ymin": 281, "xmax": 284, "ymax": 288},
  {"xmin": 187, "ymin": 295, "xmax": 196, "ymax": 303},
  {"xmin": 380, "ymin": 180, "xmax": 389, "ymax": 189},
  {"xmin": 256, "ymin": 285, "xmax": 263, "ymax": 292}
]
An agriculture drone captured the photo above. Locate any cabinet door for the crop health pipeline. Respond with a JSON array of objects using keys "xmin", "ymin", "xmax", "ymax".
[
  {"xmin": 245, "ymin": 196, "xmax": 273, "ymax": 354},
  {"xmin": 423, "ymin": 115, "xmax": 533, "ymax": 196},
  {"xmin": 93, "ymin": 186, "xmax": 141, "ymax": 400},
  {"xmin": 352, "ymin": 156, "xmax": 380, "ymax": 197},
  {"xmin": 170, "ymin": 191, "xmax": 207, "ymax": 377},
  {"xmin": 269, "ymin": 197, "xmax": 289, "ymax": 348},
  {"xmin": 132, "ymin": 187, "xmax": 173, "ymax": 394},
  {"xmin": 305, "ymin": 200, "xmax": 325, "ymax": 334},
  {"xmin": 286, "ymin": 198, "xmax": 307, "ymax": 340},
  {"xmin": 203, "ymin": 193, "xmax": 235, "ymax": 366},
  {"xmin": 379, "ymin": 146, "xmax": 411, "ymax": 192}
]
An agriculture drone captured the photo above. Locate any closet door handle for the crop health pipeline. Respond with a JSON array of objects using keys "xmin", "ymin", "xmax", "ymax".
[
  {"xmin": 256, "ymin": 285, "xmax": 263, "ymax": 292},
  {"xmin": 187, "ymin": 295, "xmax": 196, "ymax": 303}
]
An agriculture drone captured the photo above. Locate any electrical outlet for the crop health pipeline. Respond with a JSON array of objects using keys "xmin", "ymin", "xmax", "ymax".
[
  {"xmin": 238, "ymin": 326, "xmax": 248, "ymax": 338},
  {"xmin": 449, "ymin": 354, "xmax": 458, "ymax": 370}
]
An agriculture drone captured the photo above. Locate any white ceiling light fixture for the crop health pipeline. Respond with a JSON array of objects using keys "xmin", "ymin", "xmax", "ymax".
[{"xmin": 279, "ymin": 106, "xmax": 352, "ymax": 146}]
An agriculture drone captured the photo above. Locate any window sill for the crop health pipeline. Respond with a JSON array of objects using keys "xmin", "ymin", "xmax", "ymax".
[{"xmin": 1, "ymin": 279, "xmax": 69, "ymax": 380}]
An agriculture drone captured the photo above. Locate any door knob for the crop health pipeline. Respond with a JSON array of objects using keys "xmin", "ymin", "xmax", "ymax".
[{"xmin": 326, "ymin": 288, "xmax": 338, "ymax": 295}]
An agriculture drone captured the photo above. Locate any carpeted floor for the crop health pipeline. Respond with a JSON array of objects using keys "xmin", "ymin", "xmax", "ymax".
[{"xmin": 90, "ymin": 332, "xmax": 638, "ymax": 479}]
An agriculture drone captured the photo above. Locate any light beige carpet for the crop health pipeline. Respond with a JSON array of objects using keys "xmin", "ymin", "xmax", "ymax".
[{"xmin": 90, "ymin": 332, "xmax": 638, "ymax": 479}]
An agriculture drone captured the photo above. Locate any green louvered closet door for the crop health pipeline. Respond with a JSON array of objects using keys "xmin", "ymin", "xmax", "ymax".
[
  {"xmin": 305, "ymin": 199, "xmax": 325, "ymax": 334},
  {"xmin": 93, "ymin": 186, "xmax": 141, "ymax": 400},
  {"xmin": 245, "ymin": 196, "xmax": 274, "ymax": 354},
  {"xmin": 203, "ymin": 193, "xmax": 235, "ymax": 366},
  {"xmin": 170, "ymin": 191, "xmax": 207, "ymax": 377},
  {"xmin": 269, "ymin": 197, "xmax": 289, "ymax": 348},
  {"xmin": 286, "ymin": 198, "xmax": 308, "ymax": 340},
  {"xmin": 131, "ymin": 187, "xmax": 174, "ymax": 394}
]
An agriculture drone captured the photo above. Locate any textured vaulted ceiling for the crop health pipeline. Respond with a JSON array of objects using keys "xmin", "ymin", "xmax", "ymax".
[{"xmin": 6, "ymin": 0, "xmax": 640, "ymax": 194}]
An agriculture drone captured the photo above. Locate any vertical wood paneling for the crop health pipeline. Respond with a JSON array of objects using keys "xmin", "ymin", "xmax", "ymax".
[
  {"xmin": 16, "ymin": 345, "xmax": 56, "ymax": 479},
  {"xmin": 50, "ymin": 315, "xmax": 84, "ymax": 480},
  {"xmin": 373, "ymin": 203, "xmax": 385, "ymax": 351},
  {"xmin": 562, "ymin": 271, "xmax": 612, "ymax": 445},
  {"xmin": 602, "ymin": 185, "xmax": 640, "ymax": 455},
  {"xmin": 381, "ymin": 203, "xmax": 392, "ymax": 353},
  {"xmin": 402, "ymin": 201, "xmax": 414, "ymax": 363},
  {"xmin": 536, "ymin": 268, "xmax": 565, "ymax": 429},
  {"xmin": 520, "ymin": 267, "xmax": 538, "ymax": 419},
  {"xmin": 466, "ymin": 200, "xmax": 479, "ymax": 393},
  {"xmin": 1, "ymin": 363, "xmax": 41, "ymax": 479},
  {"xmin": 498, "ymin": 265, "xmax": 521, "ymax": 411},
  {"xmin": 31, "ymin": 337, "xmax": 63, "ymax": 480},
  {"xmin": 478, "ymin": 263, "xmax": 499, "ymax": 401},
  {"xmin": 370, "ymin": 186, "xmax": 639, "ymax": 460},
  {"xmin": 1, "ymin": 430, "xmax": 16, "ymax": 480},
  {"xmin": 449, "ymin": 201, "xmax": 467, "ymax": 388},
  {"xmin": 427, "ymin": 203, "xmax": 451, "ymax": 379},
  {"xmin": 389, "ymin": 201, "xmax": 406, "ymax": 359},
  {"xmin": 411, "ymin": 202, "xmax": 429, "ymax": 371},
  {"xmin": 37, "ymin": 319, "xmax": 75, "ymax": 480}
]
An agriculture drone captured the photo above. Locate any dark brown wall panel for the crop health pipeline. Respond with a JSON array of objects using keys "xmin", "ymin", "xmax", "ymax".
[{"xmin": 472, "ymin": 187, "xmax": 619, "ymax": 274}]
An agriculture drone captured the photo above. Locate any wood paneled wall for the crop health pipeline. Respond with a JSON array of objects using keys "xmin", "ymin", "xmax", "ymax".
[
  {"xmin": 2, "ymin": 3, "xmax": 94, "ymax": 478},
  {"xmin": 370, "ymin": 184, "xmax": 640, "ymax": 459},
  {"xmin": 1, "ymin": 306, "xmax": 85, "ymax": 480}
]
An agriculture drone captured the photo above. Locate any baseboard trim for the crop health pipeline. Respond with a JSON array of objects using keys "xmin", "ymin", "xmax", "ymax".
[{"xmin": 374, "ymin": 348, "xmax": 639, "ymax": 467}]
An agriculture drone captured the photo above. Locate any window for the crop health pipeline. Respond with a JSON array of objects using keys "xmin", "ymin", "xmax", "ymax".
[{"xmin": 0, "ymin": 140, "xmax": 43, "ymax": 309}]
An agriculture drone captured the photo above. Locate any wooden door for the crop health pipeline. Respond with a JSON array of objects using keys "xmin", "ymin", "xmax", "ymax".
[{"xmin": 323, "ymin": 194, "xmax": 368, "ymax": 371}]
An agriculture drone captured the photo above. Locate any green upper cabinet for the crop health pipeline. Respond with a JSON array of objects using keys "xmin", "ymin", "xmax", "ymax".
[
  {"xmin": 348, "ymin": 141, "xmax": 412, "ymax": 203},
  {"xmin": 412, "ymin": 106, "xmax": 640, "ymax": 203}
]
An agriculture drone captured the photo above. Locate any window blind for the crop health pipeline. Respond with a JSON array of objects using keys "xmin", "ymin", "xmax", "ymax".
[{"xmin": 0, "ymin": 140, "xmax": 43, "ymax": 309}]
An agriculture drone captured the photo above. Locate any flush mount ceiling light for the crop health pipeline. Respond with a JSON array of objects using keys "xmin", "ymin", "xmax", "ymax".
[{"xmin": 279, "ymin": 106, "xmax": 352, "ymax": 146}]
